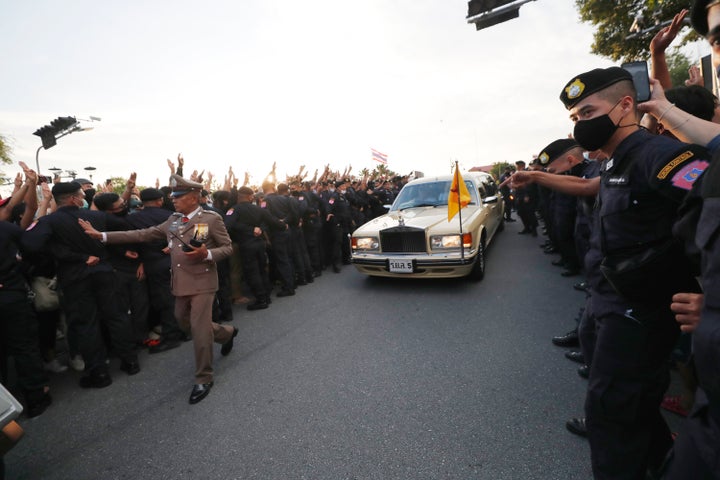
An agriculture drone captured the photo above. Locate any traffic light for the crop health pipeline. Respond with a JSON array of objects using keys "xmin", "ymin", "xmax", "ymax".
[
  {"xmin": 50, "ymin": 116, "xmax": 78, "ymax": 131},
  {"xmin": 467, "ymin": 0, "xmax": 517, "ymax": 18},
  {"xmin": 466, "ymin": 0, "xmax": 535, "ymax": 31},
  {"xmin": 33, "ymin": 116, "xmax": 78, "ymax": 150},
  {"xmin": 33, "ymin": 125, "xmax": 57, "ymax": 149}
]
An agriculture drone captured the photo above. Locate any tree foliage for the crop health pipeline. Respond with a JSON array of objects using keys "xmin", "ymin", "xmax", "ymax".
[
  {"xmin": 667, "ymin": 49, "xmax": 694, "ymax": 87},
  {"xmin": 0, "ymin": 134, "xmax": 12, "ymax": 165},
  {"xmin": 489, "ymin": 162, "xmax": 513, "ymax": 181},
  {"xmin": 575, "ymin": 0, "xmax": 697, "ymax": 61}
]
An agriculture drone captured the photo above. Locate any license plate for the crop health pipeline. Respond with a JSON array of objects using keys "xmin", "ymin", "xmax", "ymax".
[{"xmin": 388, "ymin": 258, "xmax": 413, "ymax": 273}]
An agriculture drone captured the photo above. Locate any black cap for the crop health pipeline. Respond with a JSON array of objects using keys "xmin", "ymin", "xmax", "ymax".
[
  {"xmin": 140, "ymin": 188, "xmax": 163, "ymax": 202},
  {"xmin": 537, "ymin": 139, "xmax": 580, "ymax": 165},
  {"xmin": 560, "ymin": 67, "xmax": 632, "ymax": 109},
  {"xmin": 52, "ymin": 181, "xmax": 82, "ymax": 196},
  {"xmin": 74, "ymin": 178, "xmax": 92, "ymax": 186},
  {"xmin": 237, "ymin": 186, "xmax": 254, "ymax": 196},
  {"xmin": 692, "ymin": 0, "xmax": 714, "ymax": 36}
]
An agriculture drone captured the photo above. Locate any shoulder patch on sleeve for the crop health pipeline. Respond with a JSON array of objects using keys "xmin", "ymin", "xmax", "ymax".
[
  {"xmin": 656, "ymin": 150, "xmax": 695, "ymax": 180},
  {"xmin": 671, "ymin": 160, "xmax": 709, "ymax": 191},
  {"xmin": 225, "ymin": 208, "xmax": 234, "ymax": 216}
]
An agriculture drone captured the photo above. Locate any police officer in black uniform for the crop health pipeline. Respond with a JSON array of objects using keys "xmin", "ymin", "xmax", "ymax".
[
  {"xmin": 260, "ymin": 181, "xmax": 297, "ymax": 296},
  {"xmin": 22, "ymin": 182, "xmax": 141, "ymax": 388},
  {"xmin": 125, "ymin": 187, "xmax": 186, "ymax": 353},
  {"xmin": 509, "ymin": 67, "xmax": 708, "ymax": 478},
  {"xmin": 225, "ymin": 186, "xmax": 287, "ymax": 310}
]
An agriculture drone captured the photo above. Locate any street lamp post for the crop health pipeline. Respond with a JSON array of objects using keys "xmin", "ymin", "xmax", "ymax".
[{"xmin": 32, "ymin": 116, "xmax": 101, "ymax": 175}]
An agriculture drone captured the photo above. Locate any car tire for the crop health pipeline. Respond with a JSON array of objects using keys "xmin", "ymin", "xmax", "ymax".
[{"xmin": 468, "ymin": 240, "xmax": 485, "ymax": 281}]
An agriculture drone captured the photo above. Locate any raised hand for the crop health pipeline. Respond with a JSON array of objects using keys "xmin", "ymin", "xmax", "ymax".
[
  {"xmin": 167, "ymin": 158, "xmax": 176, "ymax": 174},
  {"xmin": 650, "ymin": 9, "xmax": 688, "ymax": 55}
]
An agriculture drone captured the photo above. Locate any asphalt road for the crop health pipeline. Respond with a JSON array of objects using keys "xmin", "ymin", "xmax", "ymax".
[{"xmin": 4, "ymin": 220, "xmax": 685, "ymax": 479}]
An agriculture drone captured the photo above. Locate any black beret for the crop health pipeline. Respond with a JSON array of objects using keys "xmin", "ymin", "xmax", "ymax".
[
  {"xmin": 92, "ymin": 192, "xmax": 120, "ymax": 211},
  {"xmin": 537, "ymin": 139, "xmax": 580, "ymax": 165},
  {"xmin": 560, "ymin": 67, "xmax": 632, "ymax": 109},
  {"xmin": 692, "ymin": 0, "xmax": 714, "ymax": 36},
  {"xmin": 237, "ymin": 186, "xmax": 254, "ymax": 196},
  {"xmin": 140, "ymin": 187, "xmax": 163, "ymax": 202},
  {"xmin": 52, "ymin": 181, "xmax": 82, "ymax": 196}
]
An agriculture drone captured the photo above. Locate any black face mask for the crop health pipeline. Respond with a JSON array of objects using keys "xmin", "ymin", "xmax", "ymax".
[{"xmin": 573, "ymin": 100, "xmax": 624, "ymax": 151}]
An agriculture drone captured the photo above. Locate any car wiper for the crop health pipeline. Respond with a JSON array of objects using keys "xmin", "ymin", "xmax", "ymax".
[{"xmin": 400, "ymin": 203, "xmax": 438, "ymax": 210}]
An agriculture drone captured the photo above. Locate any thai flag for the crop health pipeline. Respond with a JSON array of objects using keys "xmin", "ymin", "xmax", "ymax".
[{"xmin": 371, "ymin": 148, "xmax": 388, "ymax": 165}]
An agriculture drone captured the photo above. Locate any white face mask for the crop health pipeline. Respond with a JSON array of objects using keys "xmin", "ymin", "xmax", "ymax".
[
  {"xmin": 339, "ymin": 189, "xmax": 346, "ymax": 194},
  {"xmin": 328, "ymin": 188, "xmax": 335, "ymax": 193},
  {"xmin": 583, "ymin": 151, "xmax": 590, "ymax": 161}
]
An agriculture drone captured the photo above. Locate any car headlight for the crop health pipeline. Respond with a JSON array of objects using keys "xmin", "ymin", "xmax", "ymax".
[
  {"xmin": 352, "ymin": 236, "xmax": 379, "ymax": 251},
  {"xmin": 430, "ymin": 233, "xmax": 472, "ymax": 250}
]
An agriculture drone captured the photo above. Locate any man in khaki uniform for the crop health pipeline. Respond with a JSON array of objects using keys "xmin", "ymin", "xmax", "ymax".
[{"xmin": 80, "ymin": 174, "xmax": 237, "ymax": 404}]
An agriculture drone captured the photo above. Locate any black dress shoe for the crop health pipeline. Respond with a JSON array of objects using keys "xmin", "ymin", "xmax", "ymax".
[
  {"xmin": 552, "ymin": 330, "xmax": 579, "ymax": 347},
  {"xmin": 561, "ymin": 269, "xmax": 580, "ymax": 277},
  {"xmin": 544, "ymin": 247, "xmax": 559, "ymax": 254},
  {"xmin": 120, "ymin": 360, "xmax": 141, "ymax": 375},
  {"xmin": 504, "ymin": 218, "xmax": 516, "ymax": 222},
  {"xmin": 573, "ymin": 281, "xmax": 589, "ymax": 292},
  {"xmin": 246, "ymin": 300, "xmax": 269, "ymax": 311},
  {"xmin": 578, "ymin": 364, "xmax": 590, "ymax": 379},
  {"xmin": 517, "ymin": 230, "xmax": 529, "ymax": 235},
  {"xmin": 25, "ymin": 391, "xmax": 53, "ymax": 418},
  {"xmin": 189, "ymin": 382, "xmax": 213, "ymax": 404},
  {"xmin": 332, "ymin": 265, "xmax": 341, "ymax": 273},
  {"xmin": 565, "ymin": 350, "xmax": 585, "ymax": 364},
  {"xmin": 530, "ymin": 229, "xmax": 538, "ymax": 237},
  {"xmin": 221, "ymin": 327, "xmax": 238, "ymax": 356},
  {"xmin": 551, "ymin": 259, "xmax": 565, "ymax": 267},
  {"xmin": 148, "ymin": 339, "xmax": 181, "ymax": 354},
  {"xmin": 277, "ymin": 289, "xmax": 295, "ymax": 297},
  {"xmin": 566, "ymin": 417, "xmax": 588, "ymax": 437},
  {"xmin": 79, "ymin": 372, "xmax": 112, "ymax": 389}
]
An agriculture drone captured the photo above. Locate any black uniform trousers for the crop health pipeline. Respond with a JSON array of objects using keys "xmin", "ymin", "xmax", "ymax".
[
  {"xmin": 114, "ymin": 268, "xmax": 149, "ymax": 343},
  {"xmin": 268, "ymin": 230, "xmax": 294, "ymax": 290},
  {"xmin": 144, "ymin": 259, "xmax": 183, "ymax": 341},
  {"xmin": 0, "ymin": 292, "xmax": 47, "ymax": 393},
  {"xmin": 61, "ymin": 271, "xmax": 137, "ymax": 375},
  {"xmin": 238, "ymin": 240, "xmax": 271, "ymax": 300},
  {"xmin": 586, "ymin": 305, "xmax": 679, "ymax": 479}
]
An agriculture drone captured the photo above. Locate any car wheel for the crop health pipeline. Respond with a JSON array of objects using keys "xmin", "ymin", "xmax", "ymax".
[{"xmin": 468, "ymin": 240, "xmax": 485, "ymax": 281}]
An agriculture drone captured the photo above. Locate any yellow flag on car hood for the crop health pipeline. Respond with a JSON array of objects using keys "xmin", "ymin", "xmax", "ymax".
[{"xmin": 448, "ymin": 165, "xmax": 471, "ymax": 222}]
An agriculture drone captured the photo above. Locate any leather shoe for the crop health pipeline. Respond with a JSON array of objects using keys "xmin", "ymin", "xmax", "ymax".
[
  {"xmin": 120, "ymin": 360, "xmax": 140, "ymax": 375},
  {"xmin": 247, "ymin": 300, "xmax": 269, "ymax": 311},
  {"xmin": 79, "ymin": 372, "xmax": 112, "ymax": 389},
  {"xmin": 564, "ymin": 351, "xmax": 585, "ymax": 364},
  {"xmin": 221, "ymin": 327, "xmax": 238, "ymax": 356},
  {"xmin": 561, "ymin": 269, "xmax": 580, "ymax": 277},
  {"xmin": 551, "ymin": 259, "xmax": 565, "ymax": 267},
  {"xmin": 277, "ymin": 289, "xmax": 295, "ymax": 297},
  {"xmin": 566, "ymin": 417, "xmax": 588, "ymax": 437},
  {"xmin": 544, "ymin": 247, "xmax": 558, "ymax": 254},
  {"xmin": 573, "ymin": 281, "xmax": 589, "ymax": 292},
  {"xmin": 189, "ymin": 382, "xmax": 213, "ymax": 404},
  {"xmin": 517, "ymin": 230, "xmax": 529, "ymax": 235},
  {"xmin": 578, "ymin": 364, "xmax": 590, "ymax": 379},
  {"xmin": 552, "ymin": 330, "xmax": 579, "ymax": 347},
  {"xmin": 148, "ymin": 339, "xmax": 181, "ymax": 354}
]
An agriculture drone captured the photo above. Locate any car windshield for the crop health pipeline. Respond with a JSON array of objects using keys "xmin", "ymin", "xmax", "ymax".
[{"xmin": 390, "ymin": 180, "xmax": 479, "ymax": 211}]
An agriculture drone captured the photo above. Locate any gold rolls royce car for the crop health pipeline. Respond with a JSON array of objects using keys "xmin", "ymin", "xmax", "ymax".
[{"xmin": 351, "ymin": 172, "xmax": 504, "ymax": 280}]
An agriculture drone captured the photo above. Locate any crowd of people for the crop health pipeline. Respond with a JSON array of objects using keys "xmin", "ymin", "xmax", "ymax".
[
  {"xmin": 4, "ymin": 1, "xmax": 720, "ymax": 479},
  {"xmin": 0, "ymin": 153, "xmax": 411, "ymax": 420},
  {"xmin": 495, "ymin": 4, "xmax": 720, "ymax": 479}
]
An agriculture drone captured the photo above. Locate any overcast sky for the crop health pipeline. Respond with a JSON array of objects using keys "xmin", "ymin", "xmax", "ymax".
[{"xmin": 0, "ymin": 0, "xmax": 708, "ymax": 191}]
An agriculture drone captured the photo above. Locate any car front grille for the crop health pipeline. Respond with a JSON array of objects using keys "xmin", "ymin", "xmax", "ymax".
[{"xmin": 380, "ymin": 227, "xmax": 426, "ymax": 253}]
